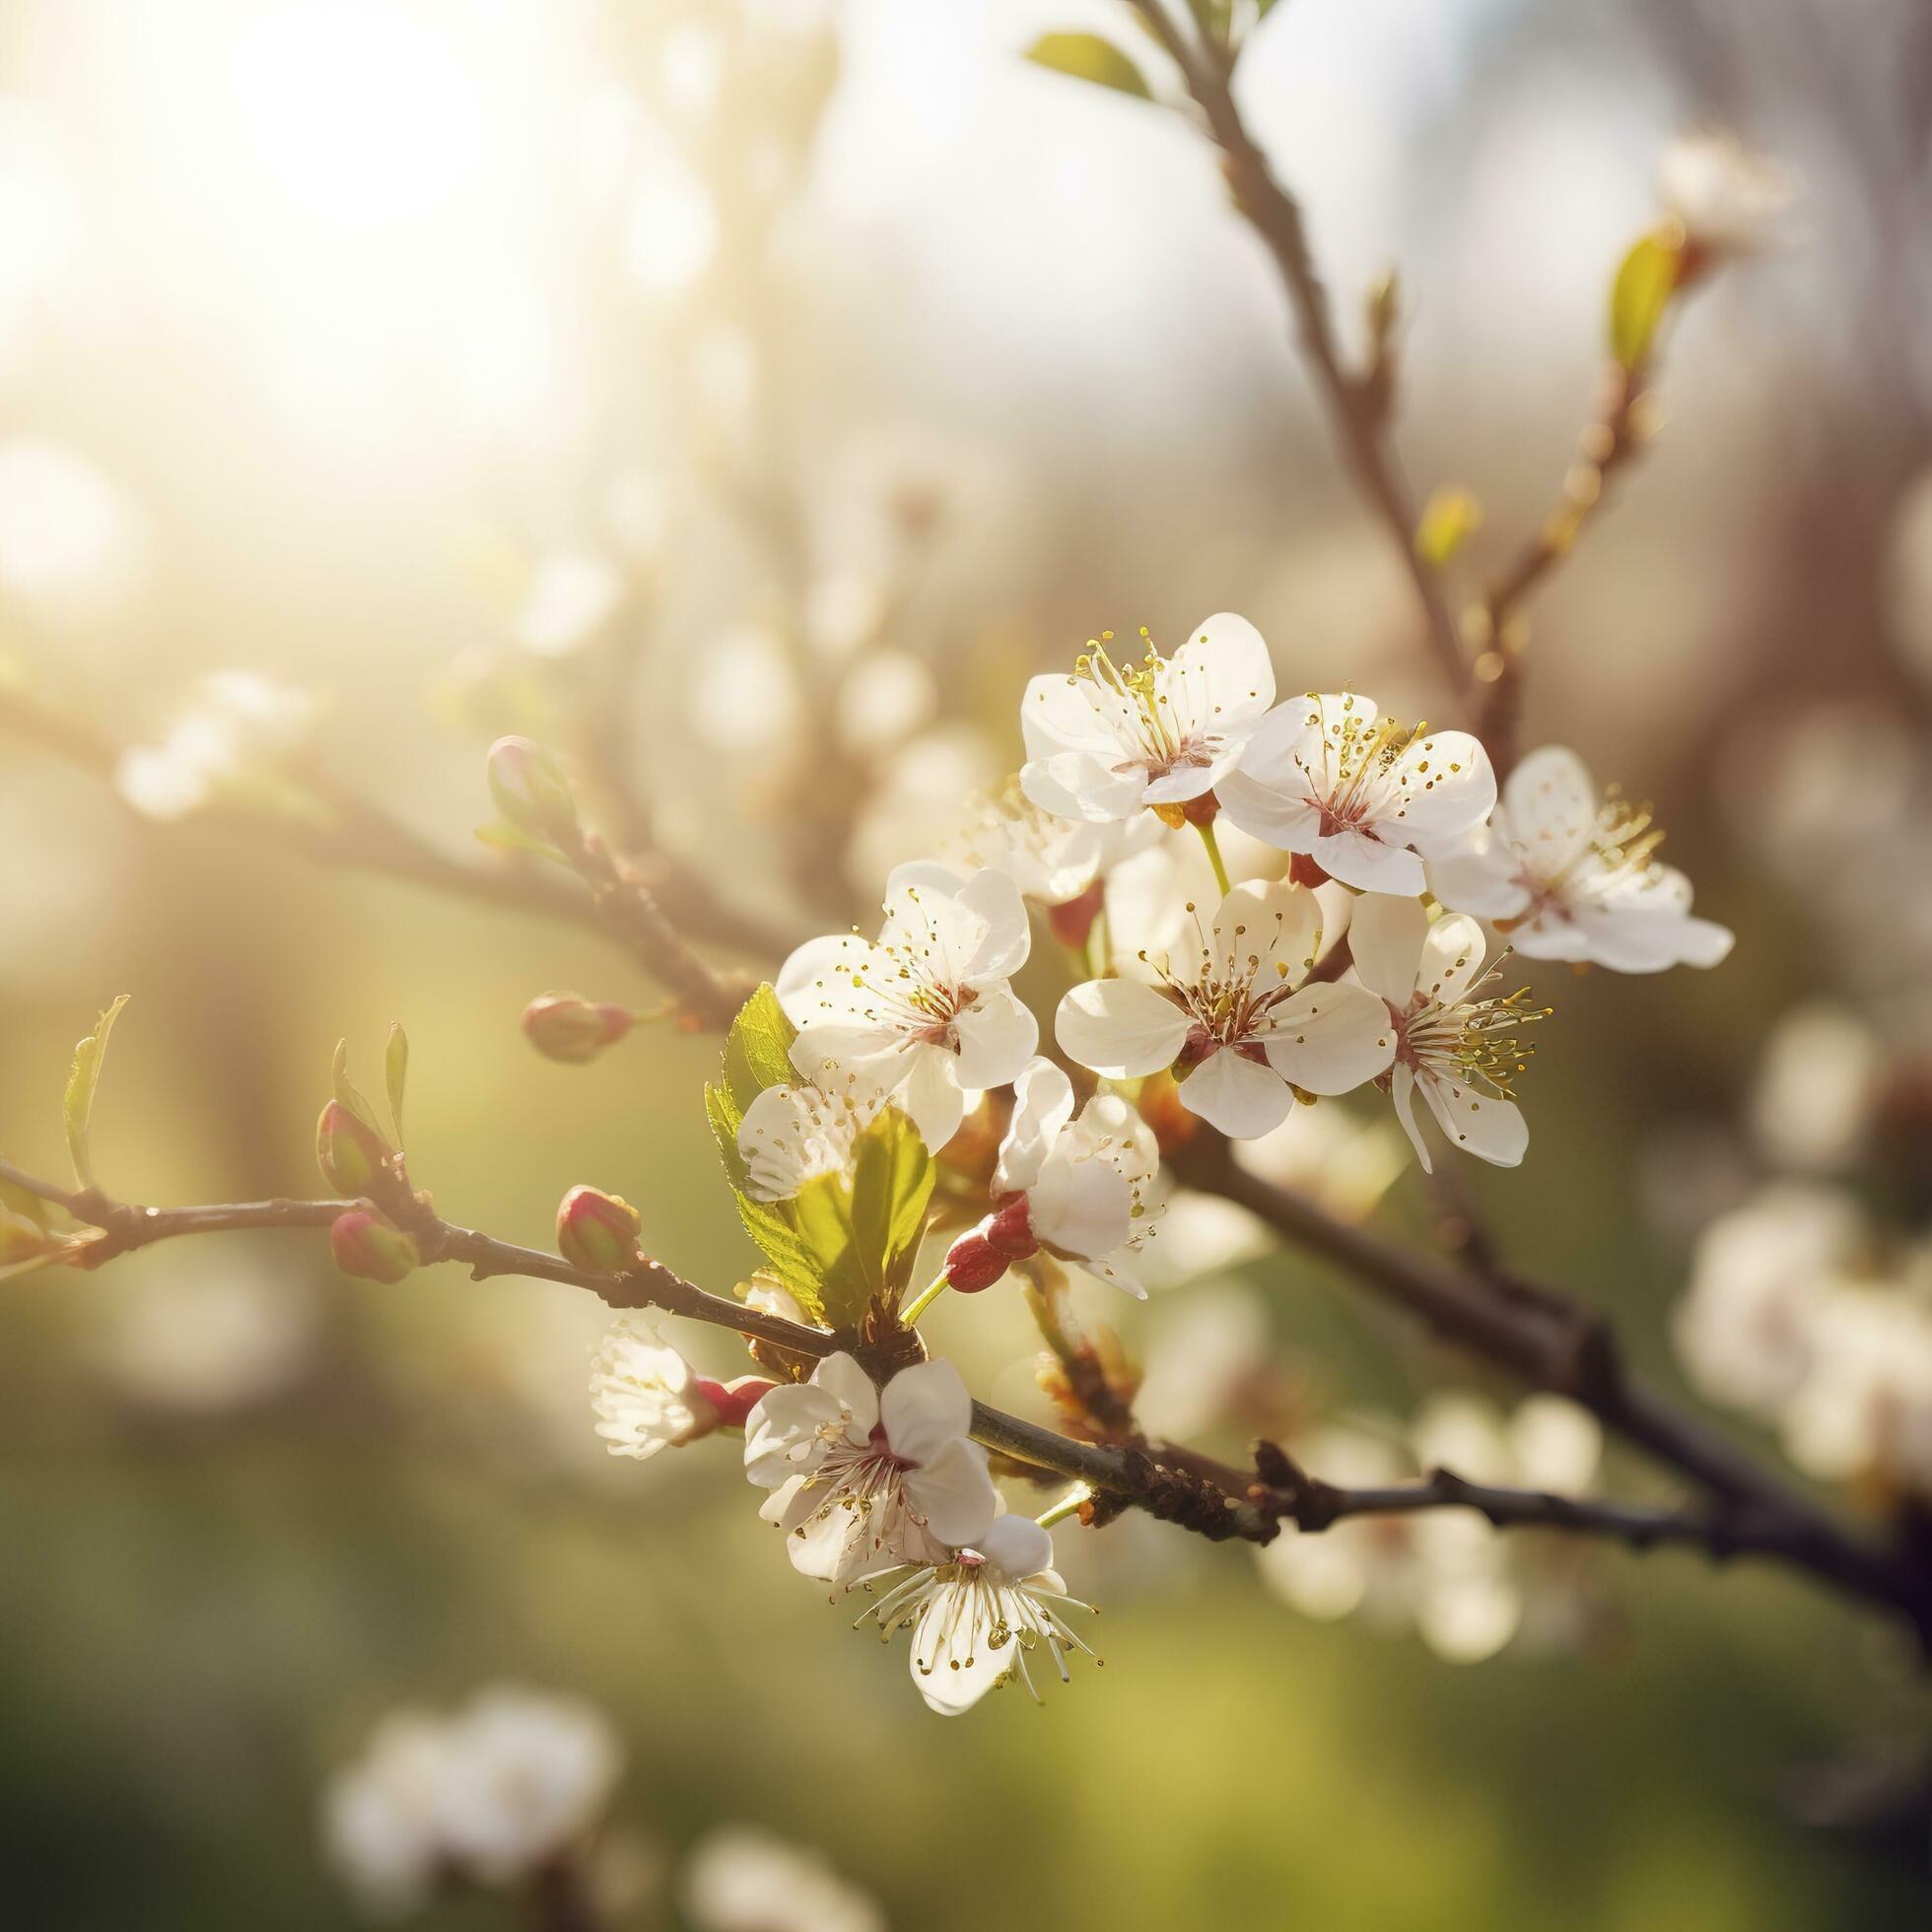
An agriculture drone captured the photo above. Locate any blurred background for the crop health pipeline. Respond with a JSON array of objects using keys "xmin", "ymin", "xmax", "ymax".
[{"xmin": 2, "ymin": 0, "xmax": 1930, "ymax": 1924}]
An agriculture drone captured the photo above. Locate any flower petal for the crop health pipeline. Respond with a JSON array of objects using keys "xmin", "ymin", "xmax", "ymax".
[
  {"xmin": 1028, "ymin": 1140, "xmax": 1134, "ymax": 1261},
  {"xmin": 903, "ymin": 1436, "xmax": 1000, "ymax": 1547},
  {"xmin": 1385, "ymin": 730, "xmax": 1496, "ymax": 848},
  {"xmin": 1346, "ymin": 893, "xmax": 1429, "ymax": 1005},
  {"xmin": 879, "ymin": 1357, "xmax": 974, "ymax": 1465},
  {"xmin": 1417, "ymin": 1070, "xmax": 1528, "ymax": 1167},
  {"xmin": 1056, "ymin": 978, "xmax": 1189, "ymax": 1078},
  {"xmin": 893, "ymin": 1043, "xmax": 968, "ymax": 1153},
  {"xmin": 954, "ymin": 867, "xmax": 1032, "ymax": 982},
  {"xmin": 1416, "ymin": 913, "xmax": 1489, "ymax": 1008},
  {"xmin": 1263, "ymin": 982, "xmax": 1396, "ymax": 1094},
  {"xmin": 1179, "ymin": 1050, "xmax": 1293, "ymax": 1138},
  {"xmin": 980, "ymin": 1514, "xmax": 1055, "ymax": 1582},
  {"xmin": 995, "ymin": 1057, "xmax": 1074, "ymax": 1196},
  {"xmin": 951, "ymin": 983, "xmax": 1039, "ymax": 1088},
  {"xmin": 1390, "ymin": 1061, "xmax": 1432, "ymax": 1174},
  {"xmin": 1310, "ymin": 825, "xmax": 1427, "ymax": 895},
  {"xmin": 1501, "ymin": 744, "xmax": 1599, "ymax": 875}
]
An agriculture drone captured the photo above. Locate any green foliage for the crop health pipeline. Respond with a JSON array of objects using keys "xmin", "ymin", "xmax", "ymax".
[
  {"xmin": 1025, "ymin": 32, "xmax": 1153, "ymax": 102},
  {"xmin": 1609, "ymin": 230, "xmax": 1682, "ymax": 371},
  {"xmin": 62, "ymin": 995, "xmax": 130, "ymax": 1191},
  {"xmin": 330, "ymin": 1040, "xmax": 385, "ymax": 1140},
  {"xmin": 383, "ymin": 1022, "xmax": 409, "ymax": 1147},
  {"xmin": 1415, "ymin": 486, "xmax": 1484, "ymax": 567},
  {"xmin": 706, "ymin": 987, "xmax": 934, "ymax": 1328}
]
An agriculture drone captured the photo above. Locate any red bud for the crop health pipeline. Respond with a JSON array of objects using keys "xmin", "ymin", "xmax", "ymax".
[
  {"xmin": 557, "ymin": 1185, "xmax": 642, "ymax": 1273},
  {"xmin": 523, "ymin": 994, "xmax": 633, "ymax": 1064},
  {"xmin": 329, "ymin": 1208, "xmax": 419, "ymax": 1283},
  {"xmin": 697, "ymin": 1375, "xmax": 777, "ymax": 1430}
]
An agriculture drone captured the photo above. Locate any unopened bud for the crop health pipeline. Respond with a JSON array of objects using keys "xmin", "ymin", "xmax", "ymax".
[
  {"xmin": 557, "ymin": 1185, "xmax": 642, "ymax": 1273},
  {"xmin": 523, "ymin": 993, "xmax": 632, "ymax": 1064},
  {"xmin": 329, "ymin": 1208, "xmax": 419, "ymax": 1283},
  {"xmin": 1047, "ymin": 879, "xmax": 1105, "ymax": 950},
  {"xmin": 696, "ymin": 1374, "xmax": 777, "ymax": 1430},
  {"xmin": 486, "ymin": 735, "xmax": 580, "ymax": 847},
  {"xmin": 315, "ymin": 1099, "xmax": 389, "ymax": 1194},
  {"xmin": 944, "ymin": 1196, "xmax": 1038, "ymax": 1295}
]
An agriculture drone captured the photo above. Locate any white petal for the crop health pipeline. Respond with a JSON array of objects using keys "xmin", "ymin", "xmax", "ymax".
[
  {"xmin": 812, "ymin": 1351, "xmax": 880, "ymax": 1430},
  {"xmin": 1263, "ymin": 982, "xmax": 1396, "ymax": 1094},
  {"xmin": 1384, "ymin": 730, "xmax": 1496, "ymax": 847},
  {"xmin": 980, "ymin": 1514, "xmax": 1055, "ymax": 1581},
  {"xmin": 1418, "ymin": 1070, "xmax": 1528, "ymax": 1167},
  {"xmin": 1028, "ymin": 1141, "xmax": 1134, "ymax": 1261},
  {"xmin": 994, "ymin": 1058, "xmax": 1074, "ymax": 1196},
  {"xmin": 1390, "ymin": 1061, "xmax": 1432, "ymax": 1174},
  {"xmin": 1179, "ymin": 1050, "xmax": 1293, "ymax": 1138},
  {"xmin": 1501, "ymin": 745, "xmax": 1598, "ymax": 876},
  {"xmin": 1425, "ymin": 826, "xmax": 1529, "ymax": 920},
  {"xmin": 951, "ymin": 984, "xmax": 1039, "ymax": 1088},
  {"xmin": 1019, "ymin": 669, "xmax": 1123, "ymax": 760},
  {"xmin": 903, "ymin": 1437, "xmax": 1000, "ymax": 1548},
  {"xmin": 1310, "ymin": 826, "xmax": 1427, "ymax": 895},
  {"xmin": 894, "ymin": 1044, "xmax": 968, "ymax": 1151},
  {"xmin": 954, "ymin": 867, "xmax": 1032, "ymax": 982},
  {"xmin": 1056, "ymin": 978, "xmax": 1189, "ymax": 1078},
  {"xmin": 775, "ymin": 932, "xmax": 880, "ymax": 1026},
  {"xmin": 1415, "ymin": 913, "xmax": 1489, "ymax": 1008},
  {"xmin": 909, "ymin": 1582, "xmax": 1007, "ymax": 1713},
  {"xmin": 880, "ymin": 1357, "xmax": 974, "ymax": 1466},
  {"xmin": 1209, "ymin": 878, "xmax": 1324, "ymax": 990},
  {"xmin": 1346, "ymin": 893, "xmax": 1429, "ymax": 1005},
  {"xmin": 743, "ymin": 1384, "xmax": 845, "ymax": 1486}
]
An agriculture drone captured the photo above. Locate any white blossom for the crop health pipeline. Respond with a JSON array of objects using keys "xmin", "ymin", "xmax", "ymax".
[
  {"xmin": 854, "ymin": 1514, "xmax": 1097, "ymax": 1714},
  {"xmin": 735, "ymin": 1079, "xmax": 885, "ymax": 1202},
  {"xmin": 683, "ymin": 1826, "xmax": 886, "ymax": 1932},
  {"xmin": 945, "ymin": 777, "xmax": 1160, "ymax": 913},
  {"xmin": 115, "ymin": 670, "xmax": 312, "ymax": 821},
  {"xmin": 1780, "ymin": 1275, "xmax": 1932, "ymax": 1495},
  {"xmin": 588, "ymin": 1315, "xmax": 720, "ymax": 1460},
  {"xmin": 1019, "ymin": 614, "xmax": 1275, "ymax": 823},
  {"xmin": 1057, "ymin": 879, "xmax": 1394, "ymax": 1138},
  {"xmin": 777, "ymin": 862, "xmax": 1036, "ymax": 1150},
  {"xmin": 1346, "ymin": 894, "xmax": 1544, "ymax": 1172},
  {"xmin": 1217, "ymin": 691, "xmax": 1494, "ymax": 893},
  {"xmin": 1658, "ymin": 129, "xmax": 1796, "ymax": 257},
  {"xmin": 953, "ymin": 1057, "xmax": 1160, "ymax": 1295},
  {"xmin": 322, "ymin": 1709, "xmax": 452, "ymax": 1917},
  {"xmin": 743, "ymin": 1353, "xmax": 998, "ymax": 1582},
  {"xmin": 513, "ymin": 549, "xmax": 626, "ymax": 657},
  {"xmin": 1426, "ymin": 745, "xmax": 1732, "ymax": 973}
]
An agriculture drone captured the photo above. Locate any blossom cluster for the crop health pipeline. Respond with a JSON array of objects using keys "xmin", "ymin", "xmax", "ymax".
[{"xmin": 582, "ymin": 613, "xmax": 1736, "ymax": 1709}]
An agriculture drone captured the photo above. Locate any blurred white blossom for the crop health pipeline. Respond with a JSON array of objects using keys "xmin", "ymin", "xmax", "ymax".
[
  {"xmin": 0, "ymin": 439, "xmax": 149, "ymax": 624},
  {"xmin": 115, "ymin": 670, "xmax": 313, "ymax": 821},
  {"xmin": 683, "ymin": 1825, "xmax": 886, "ymax": 1932},
  {"xmin": 513, "ymin": 550, "xmax": 626, "ymax": 658},
  {"xmin": 1748, "ymin": 1000, "xmax": 1884, "ymax": 1174},
  {"xmin": 1658, "ymin": 128, "xmax": 1797, "ymax": 257}
]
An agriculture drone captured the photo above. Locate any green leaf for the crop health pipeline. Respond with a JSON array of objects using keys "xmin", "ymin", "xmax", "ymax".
[
  {"xmin": 852, "ymin": 1107, "xmax": 935, "ymax": 1296},
  {"xmin": 1025, "ymin": 32, "xmax": 1152, "ymax": 101},
  {"xmin": 331, "ymin": 1040, "xmax": 383, "ymax": 1138},
  {"xmin": 63, "ymin": 995, "xmax": 130, "ymax": 1190},
  {"xmin": 474, "ymin": 819, "xmax": 560, "ymax": 857},
  {"xmin": 1609, "ymin": 230, "xmax": 1682, "ymax": 371},
  {"xmin": 384, "ymin": 1022, "xmax": 409, "ymax": 1146},
  {"xmin": 722, "ymin": 984, "xmax": 797, "ymax": 1114}
]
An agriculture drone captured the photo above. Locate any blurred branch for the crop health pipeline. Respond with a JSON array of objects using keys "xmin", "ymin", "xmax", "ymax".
[
  {"xmin": 0, "ymin": 685, "xmax": 787, "ymax": 1020},
  {"xmin": 1175, "ymin": 1136, "xmax": 1932, "ymax": 1643},
  {"xmin": 1127, "ymin": 1, "xmax": 1470, "ymax": 707},
  {"xmin": 1471, "ymin": 360, "xmax": 1656, "ymax": 768}
]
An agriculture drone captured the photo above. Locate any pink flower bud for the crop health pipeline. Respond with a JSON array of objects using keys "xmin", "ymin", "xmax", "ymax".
[
  {"xmin": 522, "ymin": 993, "xmax": 632, "ymax": 1064},
  {"xmin": 486, "ymin": 735, "xmax": 579, "ymax": 847},
  {"xmin": 557, "ymin": 1185, "xmax": 642, "ymax": 1273},
  {"xmin": 1047, "ymin": 879, "xmax": 1106, "ymax": 950},
  {"xmin": 329, "ymin": 1208, "xmax": 419, "ymax": 1283},
  {"xmin": 315, "ymin": 1099, "xmax": 389, "ymax": 1194},
  {"xmin": 696, "ymin": 1375, "xmax": 777, "ymax": 1430},
  {"xmin": 985, "ymin": 1195, "xmax": 1038, "ymax": 1258}
]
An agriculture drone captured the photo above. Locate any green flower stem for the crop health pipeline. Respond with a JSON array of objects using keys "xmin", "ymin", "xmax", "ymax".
[
  {"xmin": 1196, "ymin": 818, "xmax": 1232, "ymax": 896},
  {"xmin": 901, "ymin": 1271, "xmax": 951, "ymax": 1325},
  {"xmin": 1035, "ymin": 1484, "xmax": 1092, "ymax": 1529}
]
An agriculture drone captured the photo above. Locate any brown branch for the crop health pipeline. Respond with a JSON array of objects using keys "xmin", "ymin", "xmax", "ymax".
[
  {"xmin": 0, "ymin": 686, "xmax": 790, "ymax": 1000},
  {"xmin": 1128, "ymin": 2, "xmax": 1468, "ymax": 708},
  {"xmin": 1181, "ymin": 1137, "xmax": 1932, "ymax": 1642}
]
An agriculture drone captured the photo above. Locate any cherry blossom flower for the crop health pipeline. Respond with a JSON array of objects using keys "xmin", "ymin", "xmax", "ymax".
[
  {"xmin": 322, "ymin": 1688, "xmax": 622, "ymax": 1913},
  {"xmin": 735, "ymin": 1078, "xmax": 883, "ymax": 1201},
  {"xmin": 683, "ymin": 1825, "xmax": 886, "ymax": 1932},
  {"xmin": 1658, "ymin": 129, "xmax": 1796, "ymax": 258},
  {"xmin": 1018, "ymin": 614, "xmax": 1275, "ymax": 824},
  {"xmin": 1346, "ymin": 894, "xmax": 1545, "ymax": 1171},
  {"xmin": 1425, "ymin": 745, "xmax": 1733, "ymax": 973},
  {"xmin": 588, "ymin": 1315, "xmax": 771, "ymax": 1461},
  {"xmin": 854, "ymin": 1514, "xmax": 1097, "ymax": 1713},
  {"xmin": 941, "ymin": 1058, "xmax": 1160, "ymax": 1297},
  {"xmin": 1216, "ymin": 692, "xmax": 1494, "ymax": 893},
  {"xmin": 115, "ymin": 670, "xmax": 313, "ymax": 821},
  {"xmin": 945, "ymin": 777, "xmax": 1160, "ymax": 945},
  {"xmin": 777, "ymin": 862, "xmax": 1035, "ymax": 1149},
  {"xmin": 1056, "ymin": 879, "xmax": 1395, "ymax": 1138},
  {"xmin": 1779, "ymin": 1275, "xmax": 1932, "ymax": 1496},
  {"xmin": 743, "ymin": 1353, "xmax": 998, "ymax": 1582}
]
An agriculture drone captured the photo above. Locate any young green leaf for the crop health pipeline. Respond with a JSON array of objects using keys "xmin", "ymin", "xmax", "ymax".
[
  {"xmin": 1609, "ymin": 230, "xmax": 1682, "ymax": 372},
  {"xmin": 852, "ymin": 1107, "xmax": 936, "ymax": 1297},
  {"xmin": 63, "ymin": 995, "xmax": 130, "ymax": 1191},
  {"xmin": 1025, "ymin": 32, "xmax": 1153, "ymax": 101},
  {"xmin": 331, "ymin": 1040, "xmax": 384, "ymax": 1138},
  {"xmin": 721, "ymin": 984, "xmax": 797, "ymax": 1116},
  {"xmin": 384, "ymin": 1022, "xmax": 409, "ymax": 1146}
]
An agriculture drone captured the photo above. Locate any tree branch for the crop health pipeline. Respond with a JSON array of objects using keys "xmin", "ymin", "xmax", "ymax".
[{"xmin": 1129, "ymin": 3, "xmax": 1468, "ymax": 707}]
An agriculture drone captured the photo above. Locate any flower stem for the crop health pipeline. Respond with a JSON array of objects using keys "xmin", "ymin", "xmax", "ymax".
[
  {"xmin": 1196, "ymin": 819, "xmax": 1232, "ymax": 896},
  {"xmin": 901, "ymin": 1271, "xmax": 951, "ymax": 1325},
  {"xmin": 1036, "ymin": 1483, "xmax": 1092, "ymax": 1529}
]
